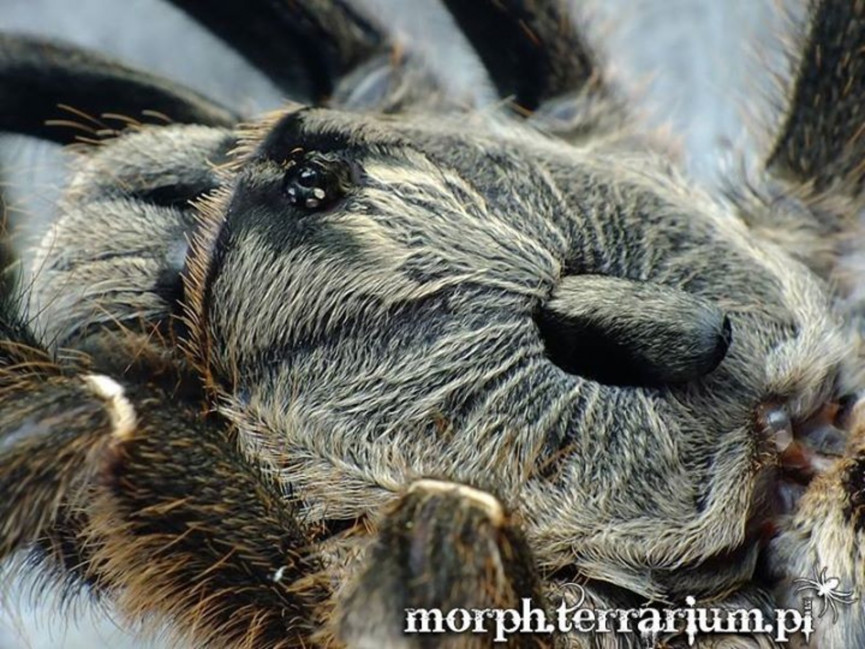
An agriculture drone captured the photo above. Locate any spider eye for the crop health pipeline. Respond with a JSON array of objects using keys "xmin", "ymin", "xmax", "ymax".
[{"xmin": 283, "ymin": 151, "xmax": 353, "ymax": 211}]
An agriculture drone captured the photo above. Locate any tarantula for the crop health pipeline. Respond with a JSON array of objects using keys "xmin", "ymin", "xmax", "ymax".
[{"xmin": 1, "ymin": 0, "xmax": 864, "ymax": 647}]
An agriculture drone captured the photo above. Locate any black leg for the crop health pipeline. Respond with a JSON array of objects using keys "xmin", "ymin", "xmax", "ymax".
[
  {"xmin": 82, "ymin": 395, "xmax": 330, "ymax": 648},
  {"xmin": 439, "ymin": 0, "xmax": 603, "ymax": 113},
  {"xmin": 166, "ymin": 0, "xmax": 383, "ymax": 102},
  {"xmin": 337, "ymin": 479, "xmax": 549, "ymax": 648},
  {"xmin": 729, "ymin": 1, "xmax": 865, "ymax": 294},
  {"xmin": 0, "ymin": 34, "xmax": 238, "ymax": 143},
  {"xmin": 767, "ymin": 0, "xmax": 865, "ymax": 193}
]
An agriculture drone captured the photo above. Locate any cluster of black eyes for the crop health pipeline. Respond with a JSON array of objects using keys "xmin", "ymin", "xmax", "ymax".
[{"xmin": 282, "ymin": 149, "xmax": 353, "ymax": 211}]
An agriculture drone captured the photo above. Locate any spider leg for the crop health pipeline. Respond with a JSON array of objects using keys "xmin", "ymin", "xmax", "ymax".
[
  {"xmin": 829, "ymin": 599, "xmax": 840, "ymax": 623},
  {"xmin": 0, "ymin": 273, "xmax": 133, "ymax": 588},
  {"xmin": 336, "ymin": 479, "xmax": 550, "ymax": 648},
  {"xmin": 79, "ymin": 392, "xmax": 331, "ymax": 648},
  {"xmin": 164, "ymin": 0, "xmax": 383, "ymax": 104},
  {"xmin": 438, "ymin": 0, "xmax": 597, "ymax": 111},
  {"xmin": 733, "ymin": 0, "xmax": 865, "ymax": 287},
  {"xmin": 438, "ymin": 0, "xmax": 625, "ymax": 139},
  {"xmin": 766, "ymin": 0, "xmax": 865, "ymax": 194},
  {"xmin": 0, "ymin": 361, "xmax": 127, "ymax": 563},
  {"xmin": 0, "ymin": 33, "xmax": 238, "ymax": 143},
  {"xmin": 1, "ymin": 265, "xmax": 331, "ymax": 647},
  {"xmin": 766, "ymin": 417, "xmax": 865, "ymax": 648},
  {"xmin": 0, "ymin": 358, "xmax": 332, "ymax": 646},
  {"xmin": 816, "ymin": 595, "xmax": 829, "ymax": 619}
]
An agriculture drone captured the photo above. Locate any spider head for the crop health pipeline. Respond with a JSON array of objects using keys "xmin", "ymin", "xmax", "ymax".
[{"xmin": 30, "ymin": 105, "xmax": 861, "ymax": 604}]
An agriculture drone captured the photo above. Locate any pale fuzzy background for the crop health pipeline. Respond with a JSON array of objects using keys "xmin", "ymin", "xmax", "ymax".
[{"xmin": 0, "ymin": 0, "xmax": 802, "ymax": 646}]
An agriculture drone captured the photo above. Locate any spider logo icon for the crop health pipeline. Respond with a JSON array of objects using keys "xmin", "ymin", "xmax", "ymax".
[{"xmin": 793, "ymin": 567, "xmax": 859, "ymax": 623}]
